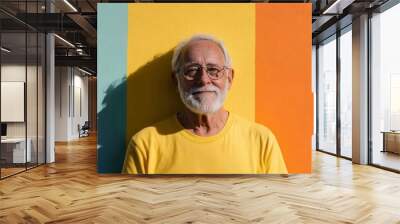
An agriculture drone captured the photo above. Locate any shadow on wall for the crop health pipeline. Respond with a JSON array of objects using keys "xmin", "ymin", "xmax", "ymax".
[{"xmin": 98, "ymin": 49, "xmax": 184, "ymax": 173}]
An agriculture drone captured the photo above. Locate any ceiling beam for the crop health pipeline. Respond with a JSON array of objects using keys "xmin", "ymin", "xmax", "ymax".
[
  {"xmin": 67, "ymin": 13, "xmax": 97, "ymax": 41},
  {"xmin": 55, "ymin": 55, "xmax": 96, "ymax": 69}
]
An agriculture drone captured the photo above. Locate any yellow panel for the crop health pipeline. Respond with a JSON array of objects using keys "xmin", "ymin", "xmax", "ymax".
[{"xmin": 126, "ymin": 3, "xmax": 255, "ymax": 142}]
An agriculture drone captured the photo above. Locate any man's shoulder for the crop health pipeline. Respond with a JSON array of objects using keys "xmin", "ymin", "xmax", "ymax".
[{"xmin": 231, "ymin": 113, "xmax": 274, "ymax": 135}]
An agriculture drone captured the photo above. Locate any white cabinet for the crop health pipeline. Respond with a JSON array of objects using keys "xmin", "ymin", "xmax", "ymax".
[{"xmin": 1, "ymin": 138, "xmax": 32, "ymax": 163}]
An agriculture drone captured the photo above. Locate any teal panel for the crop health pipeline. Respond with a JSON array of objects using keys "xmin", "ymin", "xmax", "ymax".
[{"xmin": 97, "ymin": 4, "xmax": 127, "ymax": 173}]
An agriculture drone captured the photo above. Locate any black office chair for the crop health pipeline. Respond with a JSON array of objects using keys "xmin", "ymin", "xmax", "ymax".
[{"xmin": 78, "ymin": 121, "xmax": 90, "ymax": 138}]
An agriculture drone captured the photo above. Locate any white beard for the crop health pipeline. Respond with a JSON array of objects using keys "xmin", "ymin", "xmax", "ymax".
[{"xmin": 177, "ymin": 79, "xmax": 229, "ymax": 115}]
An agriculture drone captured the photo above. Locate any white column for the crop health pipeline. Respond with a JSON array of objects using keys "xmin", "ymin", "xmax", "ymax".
[
  {"xmin": 46, "ymin": 32, "xmax": 55, "ymax": 163},
  {"xmin": 352, "ymin": 14, "xmax": 369, "ymax": 164}
]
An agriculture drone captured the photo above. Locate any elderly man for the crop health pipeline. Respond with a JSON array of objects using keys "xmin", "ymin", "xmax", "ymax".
[{"xmin": 122, "ymin": 34, "xmax": 287, "ymax": 174}]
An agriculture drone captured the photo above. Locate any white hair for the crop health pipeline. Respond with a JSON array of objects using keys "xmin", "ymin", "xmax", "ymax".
[{"xmin": 171, "ymin": 34, "xmax": 232, "ymax": 74}]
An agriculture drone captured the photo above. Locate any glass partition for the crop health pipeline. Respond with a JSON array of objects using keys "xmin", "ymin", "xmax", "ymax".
[
  {"xmin": 1, "ymin": 31, "xmax": 28, "ymax": 177},
  {"xmin": 27, "ymin": 31, "xmax": 38, "ymax": 169},
  {"xmin": 317, "ymin": 35, "xmax": 337, "ymax": 154},
  {"xmin": 0, "ymin": 1, "xmax": 46, "ymax": 179}
]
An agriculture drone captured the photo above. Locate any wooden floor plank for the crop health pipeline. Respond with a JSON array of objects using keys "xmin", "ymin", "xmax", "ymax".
[{"xmin": 1, "ymin": 134, "xmax": 400, "ymax": 223}]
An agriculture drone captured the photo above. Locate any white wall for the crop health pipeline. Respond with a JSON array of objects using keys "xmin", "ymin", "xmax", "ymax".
[
  {"xmin": 1, "ymin": 65, "xmax": 40, "ymax": 137},
  {"xmin": 70, "ymin": 72, "xmax": 89, "ymax": 139},
  {"xmin": 55, "ymin": 67, "xmax": 89, "ymax": 141},
  {"xmin": 1, "ymin": 65, "xmax": 28, "ymax": 142},
  {"xmin": 55, "ymin": 66, "xmax": 70, "ymax": 141}
]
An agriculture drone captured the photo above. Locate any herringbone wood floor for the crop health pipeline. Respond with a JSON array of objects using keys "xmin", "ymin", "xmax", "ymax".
[{"xmin": 1, "ymin": 134, "xmax": 400, "ymax": 224}]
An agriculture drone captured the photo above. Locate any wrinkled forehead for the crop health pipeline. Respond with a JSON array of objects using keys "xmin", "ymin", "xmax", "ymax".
[{"xmin": 181, "ymin": 40, "xmax": 225, "ymax": 65}]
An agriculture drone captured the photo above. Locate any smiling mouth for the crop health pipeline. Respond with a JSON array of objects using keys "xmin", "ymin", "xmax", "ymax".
[{"xmin": 192, "ymin": 91, "xmax": 216, "ymax": 95}]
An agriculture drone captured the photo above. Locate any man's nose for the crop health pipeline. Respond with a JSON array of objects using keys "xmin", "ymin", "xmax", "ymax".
[{"xmin": 196, "ymin": 68, "xmax": 212, "ymax": 85}]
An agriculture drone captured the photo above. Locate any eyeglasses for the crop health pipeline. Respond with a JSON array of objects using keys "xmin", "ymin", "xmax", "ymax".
[{"xmin": 181, "ymin": 64, "xmax": 228, "ymax": 81}]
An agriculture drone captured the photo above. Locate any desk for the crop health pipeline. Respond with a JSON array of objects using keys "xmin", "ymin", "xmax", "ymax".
[
  {"xmin": 382, "ymin": 131, "xmax": 400, "ymax": 154},
  {"xmin": 1, "ymin": 138, "xmax": 31, "ymax": 163}
]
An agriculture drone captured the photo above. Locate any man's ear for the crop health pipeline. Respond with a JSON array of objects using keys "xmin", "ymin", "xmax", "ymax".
[{"xmin": 228, "ymin": 69, "xmax": 234, "ymax": 89}]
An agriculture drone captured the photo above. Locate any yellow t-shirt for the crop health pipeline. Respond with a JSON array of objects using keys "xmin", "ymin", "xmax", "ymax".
[{"xmin": 122, "ymin": 113, "xmax": 287, "ymax": 174}]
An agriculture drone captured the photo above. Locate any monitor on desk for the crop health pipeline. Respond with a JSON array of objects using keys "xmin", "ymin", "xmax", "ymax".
[{"xmin": 1, "ymin": 123, "xmax": 7, "ymax": 138}]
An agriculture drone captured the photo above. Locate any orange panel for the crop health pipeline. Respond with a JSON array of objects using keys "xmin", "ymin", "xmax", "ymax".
[{"xmin": 256, "ymin": 3, "xmax": 313, "ymax": 173}]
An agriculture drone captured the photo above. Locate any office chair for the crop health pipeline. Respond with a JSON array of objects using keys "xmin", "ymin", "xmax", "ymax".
[{"xmin": 79, "ymin": 121, "xmax": 90, "ymax": 138}]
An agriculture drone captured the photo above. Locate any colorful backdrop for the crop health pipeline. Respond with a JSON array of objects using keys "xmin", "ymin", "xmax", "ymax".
[{"xmin": 98, "ymin": 3, "xmax": 313, "ymax": 173}]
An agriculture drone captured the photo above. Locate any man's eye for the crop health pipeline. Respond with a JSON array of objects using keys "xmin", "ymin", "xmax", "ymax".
[
  {"xmin": 207, "ymin": 67, "xmax": 219, "ymax": 75},
  {"xmin": 186, "ymin": 67, "xmax": 199, "ymax": 74}
]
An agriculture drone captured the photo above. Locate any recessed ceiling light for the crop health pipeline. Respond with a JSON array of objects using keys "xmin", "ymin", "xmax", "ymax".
[
  {"xmin": 63, "ymin": 0, "xmax": 78, "ymax": 12},
  {"xmin": 78, "ymin": 67, "xmax": 93, "ymax": 76},
  {"xmin": 54, "ymin": 34, "xmax": 75, "ymax": 48},
  {"xmin": 1, "ymin": 47, "xmax": 11, "ymax": 53},
  {"xmin": 322, "ymin": 0, "xmax": 354, "ymax": 15}
]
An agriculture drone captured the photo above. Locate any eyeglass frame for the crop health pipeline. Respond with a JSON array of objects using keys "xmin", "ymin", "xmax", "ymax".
[{"xmin": 178, "ymin": 63, "xmax": 230, "ymax": 81}]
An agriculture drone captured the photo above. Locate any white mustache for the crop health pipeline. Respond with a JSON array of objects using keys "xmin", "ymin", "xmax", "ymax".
[
  {"xmin": 188, "ymin": 85, "xmax": 220, "ymax": 95},
  {"xmin": 177, "ymin": 80, "xmax": 228, "ymax": 114}
]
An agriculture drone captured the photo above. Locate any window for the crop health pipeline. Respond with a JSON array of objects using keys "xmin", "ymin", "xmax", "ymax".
[
  {"xmin": 339, "ymin": 28, "xmax": 352, "ymax": 158},
  {"xmin": 371, "ymin": 2, "xmax": 400, "ymax": 171}
]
